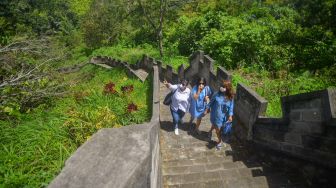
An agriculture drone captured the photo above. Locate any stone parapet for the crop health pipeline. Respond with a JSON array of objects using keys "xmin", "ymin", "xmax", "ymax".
[
  {"xmin": 49, "ymin": 64, "xmax": 162, "ymax": 188},
  {"xmin": 252, "ymin": 88, "xmax": 336, "ymax": 168}
]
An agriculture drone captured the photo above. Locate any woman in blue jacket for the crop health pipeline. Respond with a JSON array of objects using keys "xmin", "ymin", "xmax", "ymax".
[
  {"xmin": 206, "ymin": 80, "xmax": 234, "ymax": 150},
  {"xmin": 189, "ymin": 77, "xmax": 212, "ymax": 135}
]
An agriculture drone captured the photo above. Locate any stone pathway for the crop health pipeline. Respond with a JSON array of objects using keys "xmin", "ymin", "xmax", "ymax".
[{"xmin": 159, "ymin": 82, "xmax": 304, "ymax": 188}]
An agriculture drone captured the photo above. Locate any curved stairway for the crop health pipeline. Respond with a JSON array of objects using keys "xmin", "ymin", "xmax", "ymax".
[{"xmin": 159, "ymin": 82, "xmax": 304, "ymax": 188}]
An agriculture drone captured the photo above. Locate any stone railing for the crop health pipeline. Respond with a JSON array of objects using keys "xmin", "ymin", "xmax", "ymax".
[
  {"xmin": 233, "ymin": 83, "xmax": 336, "ymax": 168},
  {"xmin": 255, "ymin": 89, "xmax": 336, "ymax": 167},
  {"xmin": 49, "ymin": 63, "xmax": 161, "ymax": 187}
]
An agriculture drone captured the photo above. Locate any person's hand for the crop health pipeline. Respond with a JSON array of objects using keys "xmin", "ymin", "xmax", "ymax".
[
  {"xmin": 198, "ymin": 84, "xmax": 204, "ymax": 92},
  {"xmin": 163, "ymin": 79, "xmax": 169, "ymax": 87},
  {"xmin": 205, "ymin": 96, "xmax": 210, "ymax": 103},
  {"xmin": 227, "ymin": 116, "xmax": 233, "ymax": 122}
]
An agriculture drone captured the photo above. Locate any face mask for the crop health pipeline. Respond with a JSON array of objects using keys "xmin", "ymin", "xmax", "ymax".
[{"xmin": 219, "ymin": 87, "xmax": 226, "ymax": 93}]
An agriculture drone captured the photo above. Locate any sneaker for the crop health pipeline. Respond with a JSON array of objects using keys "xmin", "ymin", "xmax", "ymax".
[
  {"xmin": 174, "ymin": 128, "xmax": 179, "ymax": 135},
  {"xmin": 215, "ymin": 142, "xmax": 222, "ymax": 150}
]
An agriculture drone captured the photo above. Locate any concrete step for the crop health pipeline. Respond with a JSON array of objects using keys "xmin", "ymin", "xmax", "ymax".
[
  {"xmin": 163, "ymin": 162, "xmax": 263, "ymax": 176},
  {"xmin": 164, "ymin": 175, "xmax": 300, "ymax": 188},
  {"xmin": 161, "ymin": 147, "xmax": 233, "ymax": 160},
  {"xmin": 163, "ymin": 171, "xmax": 268, "ymax": 187},
  {"xmin": 161, "ymin": 140, "xmax": 228, "ymax": 150},
  {"xmin": 163, "ymin": 158, "xmax": 261, "ymax": 169},
  {"xmin": 162, "ymin": 153, "xmax": 233, "ymax": 162}
]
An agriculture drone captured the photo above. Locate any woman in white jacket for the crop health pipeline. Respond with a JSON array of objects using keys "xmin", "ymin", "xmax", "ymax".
[{"xmin": 163, "ymin": 79, "xmax": 191, "ymax": 135}]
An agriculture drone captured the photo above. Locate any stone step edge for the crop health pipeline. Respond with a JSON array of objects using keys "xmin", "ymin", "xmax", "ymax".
[
  {"xmin": 162, "ymin": 158, "xmax": 261, "ymax": 168},
  {"xmin": 162, "ymin": 165, "xmax": 263, "ymax": 176},
  {"xmin": 163, "ymin": 172, "xmax": 268, "ymax": 186},
  {"xmin": 161, "ymin": 154, "xmax": 234, "ymax": 162},
  {"xmin": 164, "ymin": 176, "xmax": 269, "ymax": 188}
]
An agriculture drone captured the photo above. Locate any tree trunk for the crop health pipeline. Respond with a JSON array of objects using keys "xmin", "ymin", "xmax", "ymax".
[{"xmin": 158, "ymin": 0, "xmax": 165, "ymax": 58}]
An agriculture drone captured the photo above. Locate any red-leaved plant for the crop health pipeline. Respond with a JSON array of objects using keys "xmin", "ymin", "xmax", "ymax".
[
  {"xmin": 127, "ymin": 103, "xmax": 138, "ymax": 112},
  {"xmin": 103, "ymin": 82, "xmax": 117, "ymax": 95},
  {"xmin": 121, "ymin": 85, "xmax": 134, "ymax": 93}
]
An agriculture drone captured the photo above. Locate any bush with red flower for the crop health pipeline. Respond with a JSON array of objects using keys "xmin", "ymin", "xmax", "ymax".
[
  {"xmin": 121, "ymin": 85, "xmax": 134, "ymax": 93},
  {"xmin": 103, "ymin": 81, "xmax": 117, "ymax": 94},
  {"xmin": 127, "ymin": 102, "xmax": 138, "ymax": 113}
]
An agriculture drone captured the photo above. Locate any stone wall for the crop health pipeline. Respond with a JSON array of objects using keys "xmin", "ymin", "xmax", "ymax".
[
  {"xmin": 49, "ymin": 65, "xmax": 162, "ymax": 188},
  {"xmin": 140, "ymin": 51, "xmax": 336, "ymax": 169},
  {"xmin": 90, "ymin": 56, "xmax": 147, "ymax": 82},
  {"xmin": 252, "ymin": 88, "xmax": 336, "ymax": 168},
  {"xmin": 152, "ymin": 51, "xmax": 232, "ymax": 88},
  {"xmin": 233, "ymin": 83, "xmax": 268, "ymax": 141}
]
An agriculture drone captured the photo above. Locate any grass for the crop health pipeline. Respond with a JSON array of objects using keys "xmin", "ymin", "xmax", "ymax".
[
  {"xmin": 0, "ymin": 64, "xmax": 151, "ymax": 187},
  {"xmin": 231, "ymin": 67, "xmax": 335, "ymax": 117},
  {"xmin": 91, "ymin": 44, "xmax": 188, "ymax": 69}
]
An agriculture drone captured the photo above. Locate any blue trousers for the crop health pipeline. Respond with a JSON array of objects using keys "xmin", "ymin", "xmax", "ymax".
[{"xmin": 170, "ymin": 108, "xmax": 185, "ymax": 129}]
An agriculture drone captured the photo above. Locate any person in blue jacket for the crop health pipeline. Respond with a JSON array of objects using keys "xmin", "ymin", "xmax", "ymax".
[
  {"xmin": 206, "ymin": 80, "xmax": 234, "ymax": 150},
  {"xmin": 189, "ymin": 77, "xmax": 212, "ymax": 135}
]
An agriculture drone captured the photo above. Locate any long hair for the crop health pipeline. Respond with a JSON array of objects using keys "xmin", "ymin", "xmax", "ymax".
[
  {"xmin": 223, "ymin": 80, "xmax": 235, "ymax": 100},
  {"xmin": 196, "ymin": 77, "xmax": 207, "ymax": 87}
]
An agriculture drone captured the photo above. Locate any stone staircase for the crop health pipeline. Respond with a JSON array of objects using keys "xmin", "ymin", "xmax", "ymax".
[{"xmin": 159, "ymin": 83, "xmax": 304, "ymax": 188}]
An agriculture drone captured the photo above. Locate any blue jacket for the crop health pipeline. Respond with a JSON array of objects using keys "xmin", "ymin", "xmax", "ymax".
[
  {"xmin": 207, "ymin": 92, "xmax": 234, "ymax": 127},
  {"xmin": 189, "ymin": 86, "xmax": 212, "ymax": 118}
]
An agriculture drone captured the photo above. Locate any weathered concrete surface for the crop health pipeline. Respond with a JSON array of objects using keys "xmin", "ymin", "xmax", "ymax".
[
  {"xmin": 233, "ymin": 83, "xmax": 267, "ymax": 141},
  {"xmin": 49, "ymin": 124, "xmax": 156, "ymax": 188},
  {"xmin": 253, "ymin": 88, "xmax": 336, "ymax": 168}
]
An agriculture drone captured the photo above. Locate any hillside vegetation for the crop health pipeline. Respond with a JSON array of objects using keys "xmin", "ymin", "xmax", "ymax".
[{"xmin": 0, "ymin": 0, "xmax": 335, "ymax": 186}]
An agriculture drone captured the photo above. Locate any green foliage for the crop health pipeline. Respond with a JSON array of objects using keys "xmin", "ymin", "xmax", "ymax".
[
  {"xmin": 81, "ymin": 0, "xmax": 134, "ymax": 48},
  {"xmin": 167, "ymin": 3, "xmax": 335, "ymax": 73},
  {"xmin": 91, "ymin": 45, "xmax": 187, "ymax": 69},
  {"xmin": 61, "ymin": 65, "xmax": 152, "ymax": 145},
  {"xmin": 0, "ymin": 0, "xmax": 78, "ymax": 40},
  {"xmin": 232, "ymin": 66, "xmax": 336, "ymax": 117},
  {"xmin": 0, "ymin": 37, "xmax": 68, "ymax": 120},
  {"xmin": 0, "ymin": 63, "xmax": 152, "ymax": 186},
  {"xmin": 91, "ymin": 44, "xmax": 159, "ymax": 64},
  {"xmin": 0, "ymin": 113, "xmax": 76, "ymax": 187},
  {"xmin": 69, "ymin": 0, "xmax": 93, "ymax": 17}
]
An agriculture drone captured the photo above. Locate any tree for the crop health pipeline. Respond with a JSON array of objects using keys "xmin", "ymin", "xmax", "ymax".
[{"xmin": 0, "ymin": 38, "xmax": 66, "ymax": 119}]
